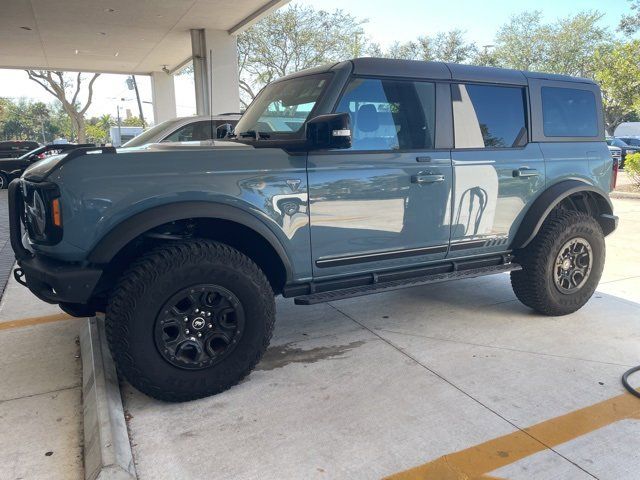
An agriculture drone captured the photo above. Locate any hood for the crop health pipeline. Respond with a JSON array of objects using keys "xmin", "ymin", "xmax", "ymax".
[
  {"xmin": 23, "ymin": 140, "xmax": 255, "ymax": 182},
  {"xmin": 22, "ymin": 152, "xmax": 68, "ymax": 182}
]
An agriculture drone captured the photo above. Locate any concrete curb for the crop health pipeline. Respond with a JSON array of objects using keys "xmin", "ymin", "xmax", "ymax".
[
  {"xmin": 80, "ymin": 316, "xmax": 137, "ymax": 480},
  {"xmin": 611, "ymin": 190, "xmax": 640, "ymax": 200}
]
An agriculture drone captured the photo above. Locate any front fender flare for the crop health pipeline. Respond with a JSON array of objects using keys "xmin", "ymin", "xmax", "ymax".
[
  {"xmin": 511, "ymin": 180, "xmax": 615, "ymax": 249},
  {"xmin": 87, "ymin": 201, "xmax": 293, "ymax": 279}
]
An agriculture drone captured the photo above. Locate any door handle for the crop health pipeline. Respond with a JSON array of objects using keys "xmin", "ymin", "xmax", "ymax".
[
  {"xmin": 416, "ymin": 156, "xmax": 431, "ymax": 162},
  {"xmin": 513, "ymin": 167, "xmax": 539, "ymax": 178},
  {"xmin": 411, "ymin": 174, "xmax": 445, "ymax": 184}
]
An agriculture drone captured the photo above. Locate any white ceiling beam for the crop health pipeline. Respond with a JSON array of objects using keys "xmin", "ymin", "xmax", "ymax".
[{"xmin": 227, "ymin": 0, "xmax": 291, "ymax": 35}]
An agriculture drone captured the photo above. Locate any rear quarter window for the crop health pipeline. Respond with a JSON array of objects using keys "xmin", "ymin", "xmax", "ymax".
[{"xmin": 541, "ymin": 87, "xmax": 598, "ymax": 137}]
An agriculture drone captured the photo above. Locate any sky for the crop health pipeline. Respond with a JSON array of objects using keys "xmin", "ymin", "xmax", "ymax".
[{"xmin": 0, "ymin": 0, "xmax": 634, "ymax": 124}]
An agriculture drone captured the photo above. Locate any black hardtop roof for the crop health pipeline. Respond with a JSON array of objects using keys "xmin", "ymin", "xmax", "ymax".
[{"xmin": 275, "ymin": 57, "xmax": 596, "ymax": 86}]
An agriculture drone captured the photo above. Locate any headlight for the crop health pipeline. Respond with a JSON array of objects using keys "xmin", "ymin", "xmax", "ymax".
[{"xmin": 21, "ymin": 180, "xmax": 63, "ymax": 245}]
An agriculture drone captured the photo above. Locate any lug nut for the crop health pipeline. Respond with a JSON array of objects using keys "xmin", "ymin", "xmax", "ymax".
[
  {"xmin": 208, "ymin": 324, "xmax": 212, "ymax": 328},
  {"xmin": 185, "ymin": 329, "xmax": 190, "ymax": 334},
  {"xmin": 206, "ymin": 312, "xmax": 211, "ymax": 317},
  {"xmin": 195, "ymin": 309, "xmax": 200, "ymax": 313},
  {"xmin": 197, "ymin": 333, "xmax": 202, "ymax": 338},
  {"xmin": 184, "ymin": 317, "xmax": 188, "ymax": 322}
]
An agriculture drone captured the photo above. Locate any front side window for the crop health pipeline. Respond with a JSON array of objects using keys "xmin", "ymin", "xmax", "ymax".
[
  {"xmin": 453, "ymin": 84, "xmax": 527, "ymax": 149},
  {"xmin": 234, "ymin": 74, "xmax": 330, "ymax": 135},
  {"xmin": 541, "ymin": 87, "xmax": 598, "ymax": 137},
  {"xmin": 335, "ymin": 78, "xmax": 436, "ymax": 151}
]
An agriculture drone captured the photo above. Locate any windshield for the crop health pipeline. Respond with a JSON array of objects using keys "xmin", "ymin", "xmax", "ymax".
[
  {"xmin": 607, "ymin": 138, "xmax": 628, "ymax": 147},
  {"xmin": 122, "ymin": 119, "xmax": 177, "ymax": 147},
  {"xmin": 234, "ymin": 74, "xmax": 330, "ymax": 136},
  {"xmin": 18, "ymin": 146, "xmax": 44, "ymax": 160}
]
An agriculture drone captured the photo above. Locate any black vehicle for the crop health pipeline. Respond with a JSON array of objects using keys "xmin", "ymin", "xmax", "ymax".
[
  {"xmin": 606, "ymin": 137, "xmax": 640, "ymax": 168},
  {"xmin": 0, "ymin": 143, "xmax": 94, "ymax": 189},
  {"xmin": 0, "ymin": 141, "xmax": 40, "ymax": 159},
  {"xmin": 618, "ymin": 136, "xmax": 640, "ymax": 148}
]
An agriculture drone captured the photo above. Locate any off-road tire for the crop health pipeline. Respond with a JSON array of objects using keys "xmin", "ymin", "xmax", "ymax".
[
  {"xmin": 0, "ymin": 173, "xmax": 8, "ymax": 190},
  {"xmin": 511, "ymin": 210, "xmax": 605, "ymax": 316},
  {"xmin": 105, "ymin": 239, "xmax": 275, "ymax": 402}
]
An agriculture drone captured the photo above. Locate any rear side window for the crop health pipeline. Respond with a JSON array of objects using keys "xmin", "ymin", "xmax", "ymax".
[
  {"xmin": 541, "ymin": 87, "xmax": 598, "ymax": 137},
  {"xmin": 452, "ymin": 84, "xmax": 527, "ymax": 149},
  {"xmin": 335, "ymin": 78, "xmax": 436, "ymax": 151}
]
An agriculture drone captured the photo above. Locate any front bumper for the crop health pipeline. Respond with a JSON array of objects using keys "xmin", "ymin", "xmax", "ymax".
[{"xmin": 8, "ymin": 179, "xmax": 102, "ymax": 305}]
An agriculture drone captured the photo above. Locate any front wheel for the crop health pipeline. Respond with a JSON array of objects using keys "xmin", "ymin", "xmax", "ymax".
[
  {"xmin": 511, "ymin": 210, "xmax": 605, "ymax": 316},
  {"xmin": 105, "ymin": 240, "xmax": 275, "ymax": 402}
]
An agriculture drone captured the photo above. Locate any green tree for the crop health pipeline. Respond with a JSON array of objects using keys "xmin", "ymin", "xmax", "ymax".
[
  {"xmin": 493, "ymin": 10, "xmax": 608, "ymax": 77},
  {"xmin": 237, "ymin": 4, "xmax": 367, "ymax": 107},
  {"xmin": 25, "ymin": 70, "xmax": 100, "ymax": 142},
  {"xmin": 592, "ymin": 40, "xmax": 640, "ymax": 133},
  {"xmin": 372, "ymin": 30, "xmax": 477, "ymax": 64},
  {"xmin": 122, "ymin": 116, "xmax": 144, "ymax": 127},
  {"xmin": 620, "ymin": 0, "xmax": 640, "ymax": 34},
  {"xmin": 493, "ymin": 11, "xmax": 548, "ymax": 71}
]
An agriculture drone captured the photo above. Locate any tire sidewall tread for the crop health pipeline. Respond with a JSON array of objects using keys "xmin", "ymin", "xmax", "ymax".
[
  {"xmin": 105, "ymin": 239, "xmax": 275, "ymax": 402},
  {"xmin": 511, "ymin": 210, "xmax": 605, "ymax": 316}
]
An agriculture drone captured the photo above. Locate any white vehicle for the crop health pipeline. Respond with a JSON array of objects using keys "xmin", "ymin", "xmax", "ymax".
[
  {"xmin": 608, "ymin": 145, "xmax": 622, "ymax": 166},
  {"xmin": 614, "ymin": 122, "xmax": 640, "ymax": 138},
  {"xmin": 121, "ymin": 114, "xmax": 241, "ymax": 148}
]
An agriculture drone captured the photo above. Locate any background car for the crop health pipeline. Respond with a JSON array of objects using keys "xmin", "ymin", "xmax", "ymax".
[
  {"xmin": 618, "ymin": 136, "xmax": 640, "ymax": 148},
  {"xmin": 0, "ymin": 140, "xmax": 40, "ymax": 159},
  {"xmin": 608, "ymin": 145, "xmax": 622, "ymax": 168},
  {"xmin": 606, "ymin": 137, "xmax": 640, "ymax": 168},
  {"xmin": 0, "ymin": 143, "xmax": 94, "ymax": 189},
  {"xmin": 121, "ymin": 114, "xmax": 241, "ymax": 148}
]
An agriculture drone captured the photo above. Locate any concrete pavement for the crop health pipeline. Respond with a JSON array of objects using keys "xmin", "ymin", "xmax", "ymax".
[
  {"xmin": 0, "ymin": 266, "xmax": 84, "ymax": 479},
  {"xmin": 0, "ymin": 190, "xmax": 14, "ymax": 297},
  {"xmin": 122, "ymin": 198, "xmax": 640, "ymax": 480},
  {"xmin": 0, "ymin": 195, "xmax": 639, "ymax": 479}
]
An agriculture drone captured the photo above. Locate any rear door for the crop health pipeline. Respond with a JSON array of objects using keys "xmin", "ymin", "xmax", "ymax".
[
  {"xmin": 307, "ymin": 77, "xmax": 453, "ymax": 278},
  {"xmin": 449, "ymin": 83, "xmax": 545, "ymax": 256}
]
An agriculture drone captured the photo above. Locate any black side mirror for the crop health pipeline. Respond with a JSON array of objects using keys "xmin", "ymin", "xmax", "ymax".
[
  {"xmin": 306, "ymin": 113, "xmax": 351, "ymax": 150},
  {"xmin": 216, "ymin": 123, "xmax": 233, "ymax": 139}
]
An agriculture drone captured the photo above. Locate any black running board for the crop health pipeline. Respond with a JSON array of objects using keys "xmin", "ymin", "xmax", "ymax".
[{"xmin": 294, "ymin": 263, "xmax": 521, "ymax": 305}]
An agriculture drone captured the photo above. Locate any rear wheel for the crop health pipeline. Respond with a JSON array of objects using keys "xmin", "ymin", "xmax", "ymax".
[
  {"xmin": 511, "ymin": 210, "xmax": 605, "ymax": 316},
  {"xmin": 0, "ymin": 173, "xmax": 8, "ymax": 190},
  {"xmin": 105, "ymin": 239, "xmax": 275, "ymax": 402}
]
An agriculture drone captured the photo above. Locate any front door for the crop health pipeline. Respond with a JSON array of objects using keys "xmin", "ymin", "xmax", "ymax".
[{"xmin": 307, "ymin": 77, "xmax": 453, "ymax": 278}]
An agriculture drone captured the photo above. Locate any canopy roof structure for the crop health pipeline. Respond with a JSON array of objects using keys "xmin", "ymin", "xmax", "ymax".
[{"xmin": 0, "ymin": 0, "xmax": 289, "ymax": 74}]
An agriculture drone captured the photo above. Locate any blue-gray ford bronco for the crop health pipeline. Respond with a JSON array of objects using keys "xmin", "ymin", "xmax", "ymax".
[{"xmin": 9, "ymin": 58, "xmax": 618, "ymax": 402}]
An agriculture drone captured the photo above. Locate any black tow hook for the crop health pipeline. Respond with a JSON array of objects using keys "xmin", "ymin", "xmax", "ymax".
[{"xmin": 13, "ymin": 268, "xmax": 28, "ymax": 288}]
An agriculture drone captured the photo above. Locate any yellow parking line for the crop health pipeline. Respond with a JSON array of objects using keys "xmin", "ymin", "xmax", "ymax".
[
  {"xmin": 0, "ymin": 313, "xmax": 75, "ymax": 331},
  {"xmin": 385, "ymin": 391, "xmax": 640, "ymax": 480}
]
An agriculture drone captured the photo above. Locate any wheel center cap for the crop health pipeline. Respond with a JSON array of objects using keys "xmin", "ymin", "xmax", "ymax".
[
  {"xmin": 562, "ymin": 258, "xmax": 572, "ymax": 270},
  {"xmin": 192, "ymin": 317, "xmax": 206, "ymax": 330}
]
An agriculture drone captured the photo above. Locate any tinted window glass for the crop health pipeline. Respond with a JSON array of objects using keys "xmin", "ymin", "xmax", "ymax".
[
  {"xmin": 335, "ymin": 78, "xmax": 436, "ymax": 151},
  {"xmin": 163, "ymin": 121, "xmax": 213, "ymax": 142},
  {"xmin": 453, "ymin": 84, "xmax": 526, "ymax": 148},
  {"xmin": 621, "ymin": 137, "xmax": 640, "ymax": 147},
  {"xmin": 541, "ymin": 87, "xmax": 598, "ymax": 137}
]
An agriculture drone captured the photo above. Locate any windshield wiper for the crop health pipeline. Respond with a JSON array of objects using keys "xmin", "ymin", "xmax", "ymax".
[{"xmin": 237, "ymin": 130, "xmax": 271, "ymax": 140}]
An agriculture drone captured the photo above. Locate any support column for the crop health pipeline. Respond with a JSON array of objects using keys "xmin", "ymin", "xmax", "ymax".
[
  {"xmin": 150, "ymin": 71, "xmax": 177, "ymax": 123},
  {"xmin": 190, "ymin": 28, "xmax": 241, "ymax": 116},
  {"xmin": 204, "ymin": 29, "xmax": 240, "ymax": 114}
]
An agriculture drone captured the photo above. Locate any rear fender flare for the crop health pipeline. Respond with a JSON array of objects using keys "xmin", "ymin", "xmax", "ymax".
[{"xmin": 512, "ymin": 180, "xmax": 614, "ymax": 249}]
